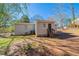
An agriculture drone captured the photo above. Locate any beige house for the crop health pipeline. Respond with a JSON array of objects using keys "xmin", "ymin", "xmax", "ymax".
[
  {"xmin": 15, "ymin": 20, "xmax": 56, "ymax": 37},
  {"xmin": 15, "ymin": 23, "xmax": 35, "ymax": 35},
  {"xmin": 35, "ymin": 20, "xmax": 56, "ymax": 37}
]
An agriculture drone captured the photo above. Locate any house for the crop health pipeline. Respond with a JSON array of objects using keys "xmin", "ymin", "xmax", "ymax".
[
  {"xmin": 69, "ymin": 18, "xmax": 79, "ymax": 28},
  {"xmin": 74, "ymin": 18, "xmax": 79, "ymax": 28},
  {"xmin": 15, "ymin": 20, "xmax": 57, "ymax": 37},
  {"xmin": 15, "ymin": 23, "xmax": 35, "ymax": 35},
  {"xmin": 35, "ymin": 20, "xmax": 57, "ymax": 37}
]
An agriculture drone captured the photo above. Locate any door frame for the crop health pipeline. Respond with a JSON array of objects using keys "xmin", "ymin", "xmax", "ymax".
[{"xmin": 47, "ymin": 23, "xmax": 52, "ymax": 37}]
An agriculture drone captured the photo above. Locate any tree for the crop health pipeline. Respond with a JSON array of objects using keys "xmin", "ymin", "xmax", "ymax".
[
  {"xmin": 0, "ymin": 3, "xmax": 29, "ymax": 32},
  {"xmin": 69, "ymin": 4, "xmax": 76, "ymax": 28},
  {"xmin": 31, "ymin": 15, "xmax": 44, "ymax": 23},
  {"xmin": 21, "ymin": 15, "xmax": 29, "ymax": 23},
  {"xmin": 8, "ymin": 3, "xmax": 29, "ymax": 19},
  {"xmin": 70, "ymin": 4, "xmax": 75, "ymax": 21},
  {"xmin": 0, "ymin": 4, "xmax": 10, "ymax": 27},
  {"xmin": 52, "ymin": 4, "xmax": 67, "ymax": 28}
]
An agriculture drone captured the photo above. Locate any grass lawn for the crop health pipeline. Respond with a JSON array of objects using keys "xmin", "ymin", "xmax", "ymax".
[
  {"xmin": 0, "ymin": 35, "xmax": 35, "ymax": 47},
  {"xmin": 0, "ymin": 35, "xmax": 35, "ymax": 55}
]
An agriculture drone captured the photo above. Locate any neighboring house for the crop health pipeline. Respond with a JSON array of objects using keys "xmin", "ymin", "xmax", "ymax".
[
  {"xmin": 70, "ymin": 18, "xmax": 79, "ymax": 28},
  {"xmin": 15, "ymin": 23, "xmax": 35, "ymax": 35},
  {"xmin": 15, "ymin": 20, "xmax": 57, "ymax": 37},
  {"xmin": 35, "ymin": 20, "xmax": 57, "ymax": 37},
  {"xmin": 74, "ymin": 18, "xmax": 79, "ymax": 24},
  {"xmin": 74, "ymin": 18, "xmax": 79, "ymax": 28}
]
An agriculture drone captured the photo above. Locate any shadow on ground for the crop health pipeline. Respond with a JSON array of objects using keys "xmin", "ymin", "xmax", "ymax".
[{"xmin": 53, "ymin": 31, "xmax": 79, "ymax": 39}]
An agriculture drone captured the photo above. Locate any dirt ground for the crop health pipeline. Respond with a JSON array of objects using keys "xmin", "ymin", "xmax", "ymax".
[{"xmin": 8, "ymin": 28, "xmax": 79, "ymax": 56}]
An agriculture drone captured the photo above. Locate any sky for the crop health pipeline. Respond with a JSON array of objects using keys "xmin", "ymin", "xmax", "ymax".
[
  {"xmin": 28, "ymin": 3, "xmax": 79, "ymax": 22},
  {"xmin": 28, "ymin": 3, "xmax": 54, "ymax": 19}
]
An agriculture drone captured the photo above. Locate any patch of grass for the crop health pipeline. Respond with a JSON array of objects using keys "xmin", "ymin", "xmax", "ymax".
[
  {"xmin": 0, "ymin": 35, "xmax": 35, "ymax": 55},
  {"xmin": 0, "ymin": 38, "xmax": 11, "ymax": 47}
]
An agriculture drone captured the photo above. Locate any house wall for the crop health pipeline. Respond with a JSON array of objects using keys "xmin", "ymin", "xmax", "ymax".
[
  {"xmin": 15, "ymin": 20, "xmax": 56, "ymax": 36},
  {"xmin": 15, "ymin": 24, "xmax": 25, "ymax": 35},
  {"xmin": 35, "ymin": 21, "xmax": 55, "ymax": 36},
  {"xmin": 15, "ymin": 24, "xmax": 35, "ymax": 35}
]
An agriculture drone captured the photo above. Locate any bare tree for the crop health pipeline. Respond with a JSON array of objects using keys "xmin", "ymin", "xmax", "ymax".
[
  {"xmin": 70, "ymin": 4, "xmax": 75, "ymax": 21},
  {"xmin": 69, "ymin": 4, "xmax": 76, "ymax": 28},
  {"xmin": 31, "ymin": 15, "xmax": 44, "ymax": 23},
  {"xmin": 52, "ymin": 4, "xmax": 67, "ymax": 28}
]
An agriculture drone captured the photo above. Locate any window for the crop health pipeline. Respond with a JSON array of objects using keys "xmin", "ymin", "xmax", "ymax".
[{"xmin": 43, "ymin": 24, "xmax": 46, "ymax": 28}]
